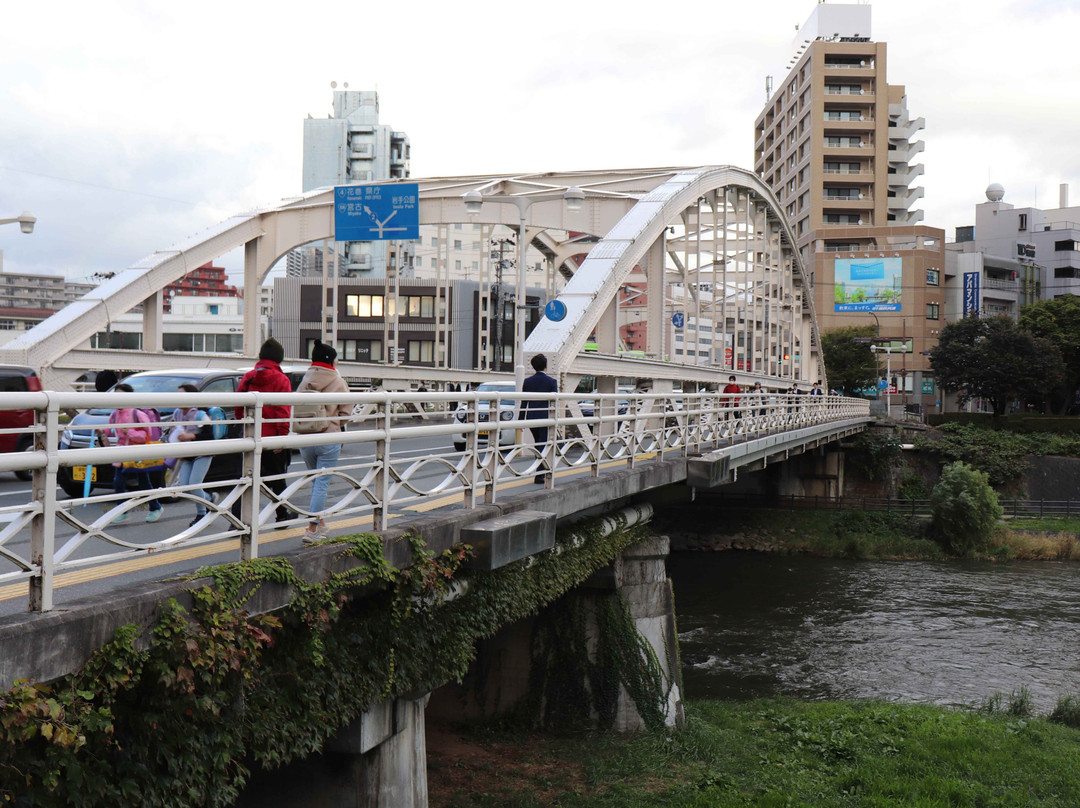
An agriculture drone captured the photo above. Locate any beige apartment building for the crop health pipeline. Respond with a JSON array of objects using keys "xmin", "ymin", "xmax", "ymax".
[{"xmin": 754, "ymin": 2, "xmax": 943, "ymax": 407}]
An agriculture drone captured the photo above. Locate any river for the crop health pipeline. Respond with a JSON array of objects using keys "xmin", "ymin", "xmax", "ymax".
[{"xmin": 670, "ymin": 552, "xmax": 1080, "ymax": 712}]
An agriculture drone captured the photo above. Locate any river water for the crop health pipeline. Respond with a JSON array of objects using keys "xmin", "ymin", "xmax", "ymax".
[{"xmin": 670, "ymin": 552, "xmax": 1080, "ymax": 712}]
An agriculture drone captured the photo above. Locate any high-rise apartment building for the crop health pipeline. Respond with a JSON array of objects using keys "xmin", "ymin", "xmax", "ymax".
[
  {"xmin": 755, "ymin": 2, "xmax": 944, "ymax": 410},
  {"xmin": 302, "ymin": 88, "xmax": 411, "ymax": 276}
]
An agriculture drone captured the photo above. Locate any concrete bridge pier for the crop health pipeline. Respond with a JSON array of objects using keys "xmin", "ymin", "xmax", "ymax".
[
  {"xmin": 237, "ymin": 695, "xmax": 430, "ymax": 808},
  {"xmin": 428, "ymin": 533, "xmax": 683, "ymax": 732}
]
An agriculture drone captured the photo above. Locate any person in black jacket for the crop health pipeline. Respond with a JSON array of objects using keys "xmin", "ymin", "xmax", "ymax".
[{"xmin": 521, "ymin": 354, "xmax": 558, "ymax": 484}]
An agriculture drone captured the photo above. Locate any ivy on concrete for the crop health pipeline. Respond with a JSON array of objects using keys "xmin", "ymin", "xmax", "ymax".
[{"xmin": 0, "ymin": 514, "xmax": 653, "ymax": 807}]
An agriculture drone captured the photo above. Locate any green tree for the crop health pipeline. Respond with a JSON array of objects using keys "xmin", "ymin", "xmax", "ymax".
[
  {"xmin": 930, "ymin": 461, "xmax": 1002, "ymax": 554},
  {"xmin": 929, "ymin": 315, "xmax": 1065, "ymax": 415},
  {"xmin": 1019, "ymin": 295, "xmax": 1080, "ymax": 412},
  {"xmin": 821, "ymin": 326, "xmax": 878, "ymax": 395}
]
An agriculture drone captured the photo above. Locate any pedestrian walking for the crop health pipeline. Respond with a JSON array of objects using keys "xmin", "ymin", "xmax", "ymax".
[
  {"xmin": 108, "ymin": 383, "xmax": 163, "ymax": 523},
  {"xmin": 294, "ymin": 340, "xmax": 351, "ymax": 543},
  {"xmin": 521, "ymin": 354, "xmax": 558, "ymax": 485},
  {"xmin": 174, "ymin": 383, "xmax": 214, "ymax": 528},
  {"xmin": 234, "ymin": 338, "xmax": 293, "ymax": 524}
]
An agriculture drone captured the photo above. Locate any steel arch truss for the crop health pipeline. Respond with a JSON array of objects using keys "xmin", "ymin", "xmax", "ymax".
[
  {"xmin": 0, "ymin": 166, "xmax": 824, "ymax": 391},
  {"xmin": 527, "ymin": 166, "xmax": 824, "ymax": 389}
]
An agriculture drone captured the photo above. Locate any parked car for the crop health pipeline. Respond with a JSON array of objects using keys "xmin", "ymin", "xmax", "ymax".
[
  {"xmin": 452, "ymin": 381, "xmax": 517, "ymax": 452},
  {"xmin": 0, "ymin": 365, "xmax": 43, "ymax": 481},
  {"xmin": 57, "ymin": 368, "xmax": 244, "ymax": 498},
  {"xmin": 578, "ymin": 386, "xmax": 634, "ymax": 419}
]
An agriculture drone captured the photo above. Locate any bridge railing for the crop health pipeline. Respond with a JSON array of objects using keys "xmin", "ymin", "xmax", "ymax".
[{"xmin": 0, "ymin": 389, "xmax": 869, "ymax": 610}]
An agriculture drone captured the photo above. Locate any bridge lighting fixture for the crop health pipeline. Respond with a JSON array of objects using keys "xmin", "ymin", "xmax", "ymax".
[{"xmin": 0, "ymin": 211, "xmax": 36, "ymax": 234}]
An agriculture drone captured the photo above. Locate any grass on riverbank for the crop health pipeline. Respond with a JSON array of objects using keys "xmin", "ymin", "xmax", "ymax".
[
  {"xmin": 660, "ymin": 506, "xmax": 1080, "ymax": 562},
  {"xmin": 429, "ymin": 698, "xmax": 1080, "ymax": 807}
]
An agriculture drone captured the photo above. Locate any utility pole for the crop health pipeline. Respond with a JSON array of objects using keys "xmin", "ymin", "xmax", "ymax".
[{"xmin": 490, "ymin": 236, "xmax": 514, "ymax": 372}]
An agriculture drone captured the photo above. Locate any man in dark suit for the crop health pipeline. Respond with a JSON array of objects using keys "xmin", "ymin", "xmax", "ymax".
[{"xmin": 521, "ymin": 354, "xmax": 558, "ymax": 484}]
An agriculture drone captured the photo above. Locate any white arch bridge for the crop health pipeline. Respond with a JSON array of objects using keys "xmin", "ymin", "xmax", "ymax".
[{"xmin": 0, "ymin": 166, "xmax": 824, "ymax": 395}]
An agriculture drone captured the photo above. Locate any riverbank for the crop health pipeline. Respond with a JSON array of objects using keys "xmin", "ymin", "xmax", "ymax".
[
  {"xmin": 655, "ymin": 505, "xmax": 1080, "ymax": 561},
  {"xmin": 428, "ymin": 698, "xmax": 1080, "ymax": 807}
]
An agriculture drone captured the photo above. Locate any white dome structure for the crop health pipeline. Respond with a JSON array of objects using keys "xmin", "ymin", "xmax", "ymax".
[{"xmin": 986, "ymin": 183, "xmax": 1005, "ymax": 202}]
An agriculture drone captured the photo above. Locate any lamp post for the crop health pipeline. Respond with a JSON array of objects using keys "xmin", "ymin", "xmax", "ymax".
[
  {"xmin": 871, "ymin": 344, "xmax": 893, "ymax": 417},
  {"xmin": 463, "ymin": 186, "xmax": 584, "ymax": 389},
  {"xmin": 0, "ymin": 212, "xmax": 36, "ymax": 234}
]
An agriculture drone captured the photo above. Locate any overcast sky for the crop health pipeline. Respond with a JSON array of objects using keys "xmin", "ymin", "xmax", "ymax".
[{"xmin": 1, "ymin": 0, "xmax": 1077, "ymax": 283}]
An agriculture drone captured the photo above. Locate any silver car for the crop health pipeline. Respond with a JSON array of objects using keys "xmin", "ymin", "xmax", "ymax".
[{"xmin": 452, "ymin": 381, "xmax": 517, "ymax": 452}]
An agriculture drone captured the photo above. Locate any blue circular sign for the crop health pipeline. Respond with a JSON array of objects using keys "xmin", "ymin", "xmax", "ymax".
[
  {"xmin": 672, "ymin": 312, "xmax": 685, "ymax": 328},
  {"xmin": 545, "ymin": 299, "xmax": 567, "ymax": 322}
]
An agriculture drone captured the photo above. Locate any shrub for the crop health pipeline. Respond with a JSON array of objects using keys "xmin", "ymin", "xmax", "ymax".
[
  {"xmin": 897, "ymin": 472, "xmax": 928, "ymax": 500},
  {"xmin": 931, "ymin": 461, "xmax": 1003, "ymax": 555},
  {"xmin": 1050, "ymin": 695, "xmax": 1080, "ymax": 728}
]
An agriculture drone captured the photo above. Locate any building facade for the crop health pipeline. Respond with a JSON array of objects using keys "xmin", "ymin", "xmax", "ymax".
[{"xmin": 755, "ymin": 2, "xmax": 941, "ymax": 407}]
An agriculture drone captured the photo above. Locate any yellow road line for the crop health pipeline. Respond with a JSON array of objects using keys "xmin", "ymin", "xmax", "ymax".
[{"xmin": 0, "ymin": 449, "xmax": 670, "ymax": 603}]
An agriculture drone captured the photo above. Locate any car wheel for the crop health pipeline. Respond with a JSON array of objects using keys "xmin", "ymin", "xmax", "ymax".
[
  {"xmin": 14, "ymin": 436, "xmax": 33, "ymax": 481},
  {"xmin": 57, "ymin": 466, "xmax": 85, "ymax": 499},
  {"xmin": 453, "ymin": 441, "xmax": 466, "ymax": 452}
]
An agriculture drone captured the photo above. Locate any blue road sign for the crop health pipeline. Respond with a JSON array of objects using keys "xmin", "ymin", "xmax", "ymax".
[
  {"xmin": 335, "ymin": 183, "xmax": 419, "ymax": 241},
  {"xmin": 672, "ymin": 312, "xmax": 685, "ymax": 328},
  {"xmin": 544, "ymin": 299, "xmax": 567, "ymax": 322}
]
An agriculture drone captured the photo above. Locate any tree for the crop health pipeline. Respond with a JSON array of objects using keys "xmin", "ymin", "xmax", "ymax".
[
  {"xmin": 821, "ymin": 326, "xmax": 879, "ymax": 396},
  {"xmin": 929, "ymin": 315, "xmax": 1065, "ymax": 415},
  {"xmin": 1019, "ymin": 295, "xmax": 1080, "ymax": 413},
  {"xmin": 931, "ymin": 461, "xmax": 1002, "ymax": 555}
]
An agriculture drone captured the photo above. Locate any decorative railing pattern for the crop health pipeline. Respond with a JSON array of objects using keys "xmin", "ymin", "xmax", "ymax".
[{"xmin": 0, "ymin": 389, "xmax": 870, "ymax": 610}]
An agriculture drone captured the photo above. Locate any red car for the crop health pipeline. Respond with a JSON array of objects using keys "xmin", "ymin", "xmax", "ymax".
[{"xmin": 0, "ymin": 365, "xmax": 42, "ymax": 481}]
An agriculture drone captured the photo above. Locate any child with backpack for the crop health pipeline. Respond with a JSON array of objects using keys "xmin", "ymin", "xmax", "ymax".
[
  {"xmin": 172, "ymin": 383, "xmax": 222, "ymax": 528},
  {"xmin": 107, "ymin": 383, "xmax": 164, "ymax": 523}
]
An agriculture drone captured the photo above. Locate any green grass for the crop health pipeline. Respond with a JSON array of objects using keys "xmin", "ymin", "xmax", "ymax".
[
  {"xmin": 431, "ymin": 698, "xmax": 1080, "ymax": 807},
  {"xmin": 1007, "ymin": 515, "xmax": 1080, "ymax": 533}
]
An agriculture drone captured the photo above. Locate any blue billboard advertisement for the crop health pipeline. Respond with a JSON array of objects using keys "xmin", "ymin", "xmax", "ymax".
[
  {"xmin": 834, "ymin": 257, "xmax": 903, "ymax": 312},
  {"xmin": 963, "ymin": 272, "xmax": 981, "ymax": 317}
]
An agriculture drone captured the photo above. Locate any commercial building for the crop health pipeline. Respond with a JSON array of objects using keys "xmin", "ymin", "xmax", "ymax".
[
  {"xmin": 946, "ymin": 183, "xmax": 1079, "ymax": 321},
  {"xmin": 754, "ymin": 2, "xmax": 942, "ymax": 407}
]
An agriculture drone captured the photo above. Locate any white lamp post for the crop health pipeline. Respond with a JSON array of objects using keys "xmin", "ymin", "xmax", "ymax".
[
  {"xmin": 462, "ymin": 187, "xmax": 584, "ymax": 389},
  {"xmin": 0, "ymin": 212, "xmax": 36, "ymax": 234},
  {"xmin": 871, "ymin": 344, "xmax": 893, "ymax": 417}
]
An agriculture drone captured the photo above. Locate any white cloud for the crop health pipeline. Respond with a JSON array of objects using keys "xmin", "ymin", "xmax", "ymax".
[{"xmin": 0, "ymin": 0, "xmax": 1076, "ymax": 280}]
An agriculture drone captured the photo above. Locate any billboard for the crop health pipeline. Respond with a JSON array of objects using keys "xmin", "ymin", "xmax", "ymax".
[
  {"xmin": 963, "ymin": 272, "xmax": 981, "ymax": 317},
  {"xmin": 834, "ymin": 257, "xmax": 903, "ymax": 312}
]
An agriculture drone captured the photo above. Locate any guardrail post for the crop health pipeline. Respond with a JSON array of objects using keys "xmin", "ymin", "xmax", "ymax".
[
  {"xmin": 28, "ymin": 399, "xmax": 59, "ymax": 612},
  {"xmin": 373, "ymin": 399, "xmax": 390, "ymax": 531},
  {"xmin": 239, "ymin": 399, "xmax": 261, "ymax": 561}
]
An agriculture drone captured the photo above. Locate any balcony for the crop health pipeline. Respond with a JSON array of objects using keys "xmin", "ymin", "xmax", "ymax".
[{"xmin": 984, "ymin": 277, "xmax": 1019, "ymax": 293}]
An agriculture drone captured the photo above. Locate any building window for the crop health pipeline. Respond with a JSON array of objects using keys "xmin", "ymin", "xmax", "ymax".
[
  {"xmin": 454, "ymin": 240, "xmax": 462, "ymax": 250},
  {"xmin": 926, "ymin": 303, "xmax": 940, "ymax": 320},
  {"xmin": 337, "ymin": 338, "xmax": 382, "ymax": 362},
  {"xmin": 926, "ymin": 269, "xmax": 940, "ymax": 286},
  {"xmin": 345, "ymin": 294, "xmax": 384, "ymax": 317},
  {"xmin": 408, "ymin": 340, "xmax": 434, "ymax": 362},
  {"xmin": 1055, "ymin": 239, "xmax": 1080, "ymax": 252},
  {"xmin": 401, "ymin": 295, "xmax": 435, "ymax": 317},
  {"xmin": 1018, "ymin": 214, "xmax": 1027, "ymax": 231}
]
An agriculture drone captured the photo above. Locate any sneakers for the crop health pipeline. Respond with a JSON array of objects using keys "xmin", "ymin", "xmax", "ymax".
[
  {"xmin": 302, "ymin": 521, "xmax": 328, "ymax": 545},
  {"xmin": 111, "ymin": 511, "xmax": 129, "ymax": 524},
  {"xmin": 146, "ymin": 509, "xmax": 163, "ymax": 523},
  {"xmin": 188, "ymin": 515, "xmax": 205, "ymax": 528}
]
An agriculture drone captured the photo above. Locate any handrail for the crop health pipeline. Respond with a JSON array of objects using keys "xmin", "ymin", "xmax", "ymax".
[{"xmin": 0, "ymin": 389, "xmax": 870, "ymax": 611}]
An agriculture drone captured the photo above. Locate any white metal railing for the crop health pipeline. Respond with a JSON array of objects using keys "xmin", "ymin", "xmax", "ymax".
[{"xmin": 0, "ymin": 389, "xmax": 870, "ymax": 611}]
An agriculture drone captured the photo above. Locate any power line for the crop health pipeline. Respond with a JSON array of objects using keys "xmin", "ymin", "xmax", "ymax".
[{"xmin": 0, "ymin": 165, "xmax": 199, "ymax": 207}]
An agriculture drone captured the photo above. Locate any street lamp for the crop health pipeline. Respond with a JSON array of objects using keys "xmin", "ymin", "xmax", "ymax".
[
  {"xmin": 871, "ymin": 344, "xmax": 893, "ymax": 417},
  {"xmin": 462, "ymin": 186, "xmax": 585, "ymax": 388},
  {"xmin": 0, "ymin": 212, "xmax": 36, "ymax": 234}
]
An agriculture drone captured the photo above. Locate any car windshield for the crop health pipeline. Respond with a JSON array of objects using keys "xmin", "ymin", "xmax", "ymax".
[
  {"xmin": 476, "ymin": 383, "xmax": 515, "ymax": 405},
  {"xmin": 117, "ymin": 375, "xmax": 209, "ymax": 394}
]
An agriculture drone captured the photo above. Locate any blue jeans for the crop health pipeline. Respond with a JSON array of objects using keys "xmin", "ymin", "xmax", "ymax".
[
  {"xmin": 113, "ymin": 466, "xmax": 162, "ymax": 511},
  {"xmin": 177, "ymin": 455, "xmax": 212, "ymax": 516},
  {"xmin": 299, "ymin": 442, "xmax": 341, "ymax": 517}
]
